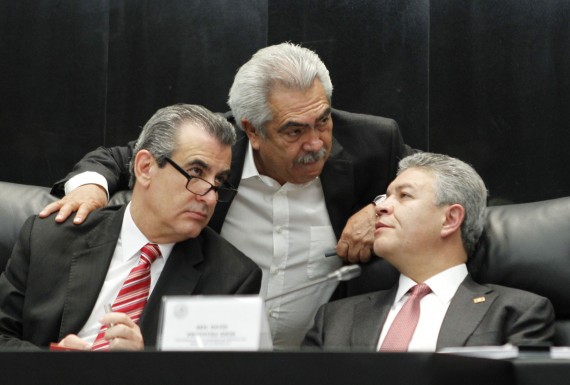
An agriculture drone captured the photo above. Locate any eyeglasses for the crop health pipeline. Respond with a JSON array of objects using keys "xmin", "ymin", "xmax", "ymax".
[
  {"xmin": 373, "ymin": 194, "xmax": 387, "ymax": 205},
  {"xmin": 164, "ymin": 157, "xmax": 237, "ymax": 202}
]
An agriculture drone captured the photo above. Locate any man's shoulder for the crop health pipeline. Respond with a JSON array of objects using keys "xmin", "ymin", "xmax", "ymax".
[
  {"xmin": 484, "ymin": 282, "xmax": 550, "ymax": 302},
  {"xmin": 331, "ymin": 108, "xmax": 398, "ymax": 132},
  {"xmin": 30, "ymin": 205, "xmax": 122, "ymax": 233}
]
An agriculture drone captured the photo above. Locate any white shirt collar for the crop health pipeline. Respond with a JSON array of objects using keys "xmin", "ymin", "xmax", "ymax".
[
  {"xmin": 395, "ymin": 264, "xmax": 468, "ymax": 305},
  {"xmin": 241, "ymin": 142, "xmax": 260, "ymax": 180},
  {"xmin": 121, "ymin": 202, "xmax": 175, "ymax": 263}
]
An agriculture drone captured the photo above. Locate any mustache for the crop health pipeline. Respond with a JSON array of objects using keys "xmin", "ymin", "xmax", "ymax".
[{"xmin": 294, "ymin": 148, "xmax": 328, "ymax": 165}]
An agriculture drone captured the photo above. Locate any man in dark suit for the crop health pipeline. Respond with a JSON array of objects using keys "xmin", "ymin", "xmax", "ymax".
[
  {"xmin": 0, "ymin": 104, "xmax": 261, "ymax": 351},
  {"xmin": 303, "ymin": 152, "xmax": 555, "ymax": 351},
  {"xmin": 39, "ymin": 43, "xmax": 411, "ymax": 348}
]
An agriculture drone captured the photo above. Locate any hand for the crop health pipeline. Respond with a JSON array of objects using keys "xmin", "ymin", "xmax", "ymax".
[
  {"xmin": 57, "ymin": 334, "xmax": 91, "ymax": 350},
  {"xmin": 335, "ymin": 204, "xmax": 376, "ymax": 263},
  {"xmin": 39, "ymin": 184, "xmax": 108, "ymax": 224},
  {"xmin": 99, "ymin": 312, "xmax": 145, "ymax": 351}
]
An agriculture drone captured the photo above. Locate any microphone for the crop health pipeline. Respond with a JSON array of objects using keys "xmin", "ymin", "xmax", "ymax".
[{"xmin": 265, "ymin": 265, "xmax": 361, "ymax": 301}]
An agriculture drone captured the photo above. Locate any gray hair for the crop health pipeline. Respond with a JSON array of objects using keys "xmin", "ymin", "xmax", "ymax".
[
  {"xmin": 227, "ymin": 42, "xmax": 333, "ymax": 138},
  {"xmin": 129, "ymin": 104, "xmax": 236, "ymax": 188},
  {"xmin": 397, "ymin": 152, "xmax": 488, "ymax": 255}
]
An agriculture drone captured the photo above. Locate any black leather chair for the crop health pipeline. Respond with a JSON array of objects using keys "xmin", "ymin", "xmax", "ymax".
[{"xmin": 1, "ymin": 180, "xmax": 569, "ymax": 344}]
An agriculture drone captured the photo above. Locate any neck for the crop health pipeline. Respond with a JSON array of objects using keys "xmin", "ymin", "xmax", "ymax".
[{"xmin": 394, "ymin": 246, "xmax": 467, "ymax": 283}]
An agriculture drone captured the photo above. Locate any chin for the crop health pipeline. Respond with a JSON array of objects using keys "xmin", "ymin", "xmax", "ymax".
[
  {"xmin": 175, "ymin": 224, "xmax": 204, "ymax": 240},
  {"xmin": 373, "ymin": 243, "xmax": 393, "ymax": 259}
]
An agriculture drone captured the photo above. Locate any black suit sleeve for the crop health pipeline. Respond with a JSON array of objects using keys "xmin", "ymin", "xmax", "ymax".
[{"xmin": 51, "ymin": 141, "xmax": 136, "ymax": 197}]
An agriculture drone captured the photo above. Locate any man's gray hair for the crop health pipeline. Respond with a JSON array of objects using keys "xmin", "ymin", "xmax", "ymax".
[
  {"xmin": 129, "ymin": 104, "xmax": 236, "ymax": 188},
  {"xmin": 227, "ymin": 42, "xmax": 333, "ymax": 138},
  {"xmin": 397, "ymin": 152, "xmax": 488, "ymax": 255}
]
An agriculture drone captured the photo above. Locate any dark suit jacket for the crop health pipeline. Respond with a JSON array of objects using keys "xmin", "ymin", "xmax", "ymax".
[
  {"xmin": 303, "ymin": 276, "xmax": 555, "ymax": 350},
  {"xmin": 52, "ymin": 109, "xmax": 412, "ymax": 240},
  {"xmin": 0, "ymin": 205, "xmax": 262, "ymax": 350}
]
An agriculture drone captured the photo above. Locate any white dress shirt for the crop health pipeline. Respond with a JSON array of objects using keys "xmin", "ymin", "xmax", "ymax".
[
  {"xmin": 77, "ymin": 202, "xmax": 174, "ymax": 344},
  {"xmin": 377, "ymin": 264, "xmax": 468, "ymax": 352},
  {"xmin": 220, "ymin": 144, "xmax": 342, "ymax": 349}
]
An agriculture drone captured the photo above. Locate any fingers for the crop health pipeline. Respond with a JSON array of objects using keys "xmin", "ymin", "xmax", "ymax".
[
  {"xmin": 336, "ymin": 204, "xmax": 376, "ymax": 263},
  {"xmin": 101, "ymin": 312, "xmax": 136, "ymax": 328},
  {"xmin": 38, "ymin": 184, "xmax": 108, "ymax": 224},
  {"xmin": 100, "ymin": 313, "xmax": 144, "ymax": 351},
  {"xmin": 337, "ymin": 236, "xmax": 373, "ymax": 263},
  {"xmin": 72, "ymin": 203, "xmax": 96, "ymax": 224},
  {"xmin": 38, "ymin": 200, "xmax": 65, "ymax": 219},
  {"xmin": 58, "ymin": 334, "xmax": 91, "ymax": 350}
]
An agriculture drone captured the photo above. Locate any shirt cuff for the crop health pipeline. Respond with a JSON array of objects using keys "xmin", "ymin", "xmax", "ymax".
[{"xmin": 64, "ymin": 171, "xmax": 110, "ymax": 200}]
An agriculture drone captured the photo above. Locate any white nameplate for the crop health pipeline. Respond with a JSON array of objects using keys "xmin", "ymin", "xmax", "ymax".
[{"xmin": 157, "ymin": 295, "xmax": 272, "ymax": 351}]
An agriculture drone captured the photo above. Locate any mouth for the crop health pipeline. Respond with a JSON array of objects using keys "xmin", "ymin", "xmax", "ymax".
[
  {"xmin": 184, "ymin": 209, "xmax": 208, "ymax": 221},
  {"xmin": 375, "ymin": 221, "xmax": 392, "ymax": 230}
]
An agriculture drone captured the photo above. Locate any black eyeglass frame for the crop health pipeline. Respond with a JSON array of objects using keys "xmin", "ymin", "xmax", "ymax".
[{"xmin": 164, "ymin": 157, "xmax": 237, "ymax": 203}]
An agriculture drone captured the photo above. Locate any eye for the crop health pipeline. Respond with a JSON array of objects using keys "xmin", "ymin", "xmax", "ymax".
[
  {"xmin": 285, "ymin": 127, "xmax": 304, "ymax": 137},
  {"xmin": 317, "ymin": 115, "xmax": 330, "ymax": 128},
  {"xmin": 187, "ymin": 167, "xmax": 203, "ymax": 178},
  {"xmin": 214, "ymin": 175, "xmax": 228, "ymax": 187}
]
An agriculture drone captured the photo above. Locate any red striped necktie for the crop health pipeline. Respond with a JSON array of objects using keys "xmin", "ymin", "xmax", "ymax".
[
  {"xmin": 91, "ymin": 243, "xmax": 161, "ymax": 351},
  {"xmin": 379, "ymin": 283, "xmax": 431, "ymax": 352}
]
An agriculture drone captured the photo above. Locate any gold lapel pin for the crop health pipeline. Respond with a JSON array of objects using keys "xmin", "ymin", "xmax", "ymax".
[{"xmin": 473, "ymin": 296, "xmax": 486, "ymax": 304}]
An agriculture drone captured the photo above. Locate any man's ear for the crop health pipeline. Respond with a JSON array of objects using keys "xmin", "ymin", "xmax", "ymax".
[
  {"xmin": 133, "ymin": 149, "xmax": 154, "ymax": 187},
  {"xmin": 242, "ymin": 119, "xmax": 261, "ymax": 150},
  {"xmin": 441, "ymin": 204, "xmax": 465, "ymax": 238}
]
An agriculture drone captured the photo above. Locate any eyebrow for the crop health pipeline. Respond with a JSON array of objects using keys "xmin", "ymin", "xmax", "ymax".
[
  {"xmin": 277, "ymin": 107, "xmax": 332, "ymax": 133},
  {"xmin": 183, "ymin": 159, "xmax": 231, "ymax": 180},
  {"xmin": 387, "ymin": 182, "xmax": 416, "ymax": 195}
]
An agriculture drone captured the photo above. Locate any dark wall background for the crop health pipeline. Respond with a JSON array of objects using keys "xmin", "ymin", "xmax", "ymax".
[{"xmin": 1, "ymin": 0, "xmax": 568, "ymax": 204}]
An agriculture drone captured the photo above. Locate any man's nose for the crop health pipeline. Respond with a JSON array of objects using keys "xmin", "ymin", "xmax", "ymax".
[
  {"xmin": 196, "ymin": 189, "xmax": 217, "ymax": 206},
  {"xmin": 375, "ymin": 196, "xmax": 392, "ymax": 215},
  {"xmin": 302, "ymin": 128, "xmax": 324, "ymax": 151}
]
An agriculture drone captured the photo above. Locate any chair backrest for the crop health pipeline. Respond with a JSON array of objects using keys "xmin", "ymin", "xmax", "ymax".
[
  {"xmin": 0, "ymin": 181, "xmax": 131, "ymax": 272},
  {"xmin": 470, "ymin": 197, "xmax": 570, "ymax": 345},
  {"xmin": 344, "ymin": 196, "xmax": 570, "ymax": 345}
]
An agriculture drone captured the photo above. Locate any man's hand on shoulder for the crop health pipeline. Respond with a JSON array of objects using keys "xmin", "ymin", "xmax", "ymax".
[
  {"xmin": 39, "ymin": 184, "xmax": 108, "ymax": 224},
  {"xmin": 335, "ymin": 204, "xmax": 376, "ymax": 263}
]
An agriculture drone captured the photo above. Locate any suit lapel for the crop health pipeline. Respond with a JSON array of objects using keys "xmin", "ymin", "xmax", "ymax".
[
  {"xmin": 59, "ymin": 207, "xmax": 125, "ymax": 339},
  {"xmin": 437, "ymin": 276, "xmax": 497, "ymax": 349},
  {"xmin": 350, "ymin": 288, "xmax": 397, "ymax": 350},
  {"xmin": 320, "ymin": 136, "xmax": 354, "ymax": 239},
  {"xmin": 139, "ymin": 237, "xmax": 204, "ymax": 345}
]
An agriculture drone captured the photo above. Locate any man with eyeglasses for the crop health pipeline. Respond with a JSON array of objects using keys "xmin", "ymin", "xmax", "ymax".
[
  {"xmin": 39, "ymin": 43, "xmax": 412, "ymax": 349},
  {"xmin": 0, "ymin": 104, "xmax": 261, "ymax": 351}
]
